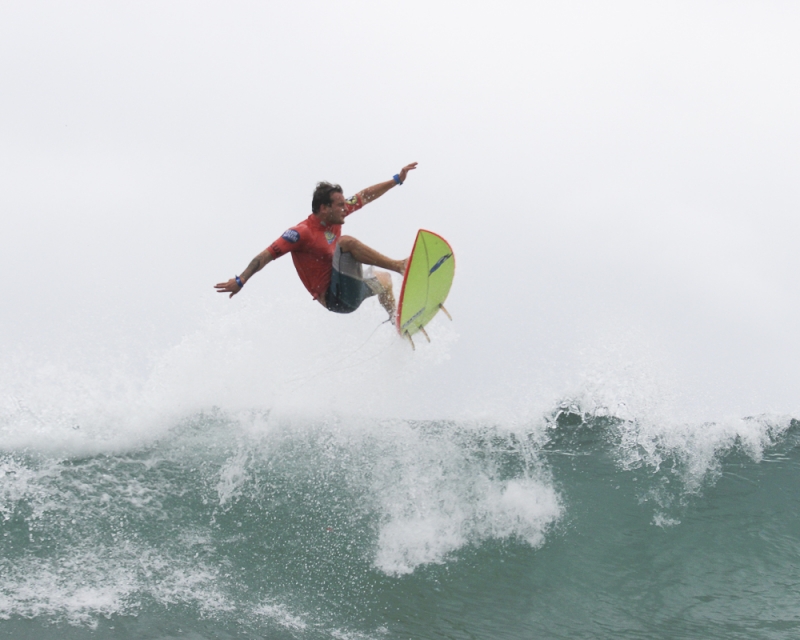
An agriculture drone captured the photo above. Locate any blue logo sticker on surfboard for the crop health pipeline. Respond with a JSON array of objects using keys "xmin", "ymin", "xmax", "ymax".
[{"xmin": 429, "ymin": 253, "xmax": 452, "ymax": 275}]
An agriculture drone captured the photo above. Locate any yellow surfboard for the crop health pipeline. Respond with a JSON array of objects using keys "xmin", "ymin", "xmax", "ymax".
[{"xmin": 395, "ymin": 230, "xmax": 455, "ymax": 347}]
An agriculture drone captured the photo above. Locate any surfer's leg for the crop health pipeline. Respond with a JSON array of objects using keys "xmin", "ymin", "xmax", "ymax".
[
  {"xmin": 327, "ymin": 244, "xmax": 386, "ymax": 315},
  {"xmin": 339, "ymin": 236, "xmax": 406, "ymax": 275},
  {"xmin": 371, "ymin": 270, "xmax": 396, "ymax": 318}
]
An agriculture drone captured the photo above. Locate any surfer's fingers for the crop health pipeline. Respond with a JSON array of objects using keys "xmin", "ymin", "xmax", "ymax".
[{"xmin": 399, "ymin": 162, "xmax": 417, "ymax": 181}]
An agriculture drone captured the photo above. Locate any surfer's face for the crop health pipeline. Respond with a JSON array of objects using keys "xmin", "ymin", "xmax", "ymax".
[{"xmin": 320, "ymin": 192, "xmax": 347, "ymax": 225}]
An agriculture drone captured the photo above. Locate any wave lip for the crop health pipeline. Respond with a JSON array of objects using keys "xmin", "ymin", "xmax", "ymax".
[{"xmin": 545, "ymin": 398, "xmax": 798, "ymax": 487}]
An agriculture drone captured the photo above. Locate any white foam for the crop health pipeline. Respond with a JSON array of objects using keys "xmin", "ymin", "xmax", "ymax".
[
  {"xmin": 652, "ymin": 513, "xmax": 681, "ymax": 528},
  {"xmin": 293, "ymin": 417, "xmax": 566, "ymax": 576},
  {"xmin": 1, "ymin": 456, "xmax": 44, "ymax": 523},
  {"xmin": 614, "ymin": 413, "xmax": 793, "ymax": 491},
  {"xmin": 200, "ymin": 411, "xmax": 564, "ymax": 576},
  {"xmin": 0, "ymin": 543, "xmax": 233, "ymax": 626},
  {"xmin": 330, "ymin": 628, "xmax": 389, "ymax": 640},
  {"xmin": 216, "ymin": 447, "xmax": 252, "ymax": 507},
  {"xmin": 373, "ymin": 474, "xmax": 562, "ymax": 575},
  {"xmin": 0, "ymin": 294, "xmax": 460, "ymax": 456},
  {"xmin": 252, "ymin": 602, "xmax": 308, "ymax": 631}
]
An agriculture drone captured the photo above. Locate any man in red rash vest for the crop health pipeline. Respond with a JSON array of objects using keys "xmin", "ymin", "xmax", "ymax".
[{"xmin": 214, "ymin": 162, "xmax": 417, "ymax": 318}]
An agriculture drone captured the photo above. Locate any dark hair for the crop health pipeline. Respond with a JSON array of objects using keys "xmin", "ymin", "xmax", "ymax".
[{"xmin": 311, "ymin": 181, "xmax": 343, "ymax": 213}]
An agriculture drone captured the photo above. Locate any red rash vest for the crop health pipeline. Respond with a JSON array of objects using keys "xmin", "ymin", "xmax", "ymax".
[{"xmin": 267, "ymin": 193, "xmax": 365, "ymax": 300}]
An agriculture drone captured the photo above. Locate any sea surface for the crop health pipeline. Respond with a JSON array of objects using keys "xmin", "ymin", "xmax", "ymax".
[{"xmin": 2, "ymin": 395, "xmax": 799, "ymax": 639}]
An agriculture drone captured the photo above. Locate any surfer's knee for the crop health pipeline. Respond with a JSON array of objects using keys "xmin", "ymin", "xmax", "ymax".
[{"xmin": 338, "ymin": 235, "xmax": 358, "ymax": 252}]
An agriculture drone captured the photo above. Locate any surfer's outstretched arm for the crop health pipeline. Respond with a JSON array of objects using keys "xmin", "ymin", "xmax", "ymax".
[
  {"xmin": 214, "ymin": 247, "xmax": 274, "ymax": 298},
  {"xmin": 359, "ymin": 162, "xmax": 418, "ymax": 204}
]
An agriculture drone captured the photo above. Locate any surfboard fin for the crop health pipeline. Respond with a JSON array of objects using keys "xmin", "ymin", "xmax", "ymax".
[
  {"xmin": 404, "ymin": 331, "xmax": 416, "ymax": 351},
  {"xmin": 419, "ymin": 326, "xmax": 431, "ymax": 343},
  {"xmin": 439, "ymin": 304, "xmax": 453, "ymax": 321}
]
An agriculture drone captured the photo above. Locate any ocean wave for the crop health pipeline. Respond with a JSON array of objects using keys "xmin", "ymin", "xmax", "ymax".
[{"xmin": 2, "ymin": 400, "xmax": 798, "ymax": 631}]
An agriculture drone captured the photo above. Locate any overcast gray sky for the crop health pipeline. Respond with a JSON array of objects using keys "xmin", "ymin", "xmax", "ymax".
[{"xmin": 2, "ymin": 1, "xmax": 799, "ymax": 425}]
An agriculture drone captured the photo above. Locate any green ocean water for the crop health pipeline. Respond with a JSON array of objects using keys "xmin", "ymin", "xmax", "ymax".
[{"xmin": 2, "ymin": 409, "xmax": 799, "ymax": 640}]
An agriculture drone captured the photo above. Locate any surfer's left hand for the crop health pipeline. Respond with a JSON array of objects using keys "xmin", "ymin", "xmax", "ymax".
[
  {"xmin": 214, "ymin": 278, "xmax": 242, "ymax": 298},
  {"xmin": 398, "ymin": 162, "xmax": 418, "ymax": 183}
]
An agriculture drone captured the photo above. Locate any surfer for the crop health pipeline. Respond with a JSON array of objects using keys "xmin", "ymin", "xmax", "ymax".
[{"xmin": 215, "ymin": 163, "xmax": 417, "ymax": 318}]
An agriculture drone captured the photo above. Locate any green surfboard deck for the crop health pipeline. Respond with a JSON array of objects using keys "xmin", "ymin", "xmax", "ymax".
[{"xmin": 395, "ymin": 230, "xmax": 455, "ymax": 339}]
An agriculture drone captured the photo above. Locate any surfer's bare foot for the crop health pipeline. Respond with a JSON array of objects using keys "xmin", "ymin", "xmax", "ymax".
[{"xmin": 385, "ymin": 257, "xmax": 406, "ymax": 276}]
